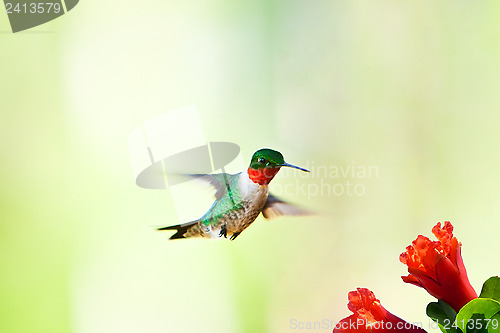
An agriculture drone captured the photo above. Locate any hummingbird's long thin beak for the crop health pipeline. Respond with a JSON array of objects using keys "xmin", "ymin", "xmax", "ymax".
[{"xmin": 281, "ymin": 162, "xmax": 310, "ymax": 172}]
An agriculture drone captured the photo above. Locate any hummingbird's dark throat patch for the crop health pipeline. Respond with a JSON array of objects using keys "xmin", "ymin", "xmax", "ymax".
[{"xmin": 247, "ymin": 167, "xmax": 280, "ymax": 185}]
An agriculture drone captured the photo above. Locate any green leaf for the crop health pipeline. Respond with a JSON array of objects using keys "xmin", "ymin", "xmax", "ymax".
[
  {"xmin": 479, "ymin": 277, "xmax": 500, "ymax": 302},
  {"xmin": 464, "ymin": 314, "xmax": 488, "ymax": 333},
  {"xmin": 487, "ymin": 312, "xmax": 500, "ymax": 333},
  {"xmin": 427, "ymin": 300, "xmax": 462, "ymax": 333},
  {"xmin": 456, "ymin": 298, "xmax": 500, "ymax": 333}
]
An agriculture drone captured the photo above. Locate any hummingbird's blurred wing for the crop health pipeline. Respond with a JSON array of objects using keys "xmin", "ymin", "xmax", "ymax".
[
  {"xmin": 262, "ymin": 194, "xmax": 311, "ymax": 220},
  {"xmin": 188, "ymin": 173, "xmax": 241, "ymax": 200}
]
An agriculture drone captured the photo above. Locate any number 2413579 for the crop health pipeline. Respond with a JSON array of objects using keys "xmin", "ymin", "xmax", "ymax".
[{"xmin": 5, "ymin": 2, "xmax": 62, "ymax": 14}]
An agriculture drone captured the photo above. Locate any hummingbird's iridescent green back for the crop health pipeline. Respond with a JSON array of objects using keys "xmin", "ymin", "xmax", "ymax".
[{"xmin": 199, "ymin": 173, "xmax": 244, "ymax": 226}]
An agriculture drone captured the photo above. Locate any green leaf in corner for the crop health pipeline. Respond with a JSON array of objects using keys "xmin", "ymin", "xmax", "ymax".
[
  {"xmin": 479, "ymin": 277, "xmax": 500, "ymax": 302},
  {"xmin": 487, "ymin": 312, "xmax": 500, "ymax": 333},
  {"xmin": 464, "ymin": 314, "xmax": 488, "ymax": 333},
  {"xmin": 456, "ymin": 298, "xmax": 500, "ymax": 333},
  {"xmin": 427, "ymin": 300, "xmax": 462, "ymax": 333}
]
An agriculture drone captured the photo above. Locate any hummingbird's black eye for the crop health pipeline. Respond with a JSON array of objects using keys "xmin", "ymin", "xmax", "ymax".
[{"xmin": 258, "ymin": 158, "xmax": 265, "ymax": 163}]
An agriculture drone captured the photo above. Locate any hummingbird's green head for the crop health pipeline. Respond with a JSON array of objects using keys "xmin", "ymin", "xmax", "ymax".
[
  {"xmin": 249, "ymin": 149, "xmax": 285, "ymax": 170},
  {"xmin": 248, "ymin": 148, "xmax": 309, "ymax": 185}
]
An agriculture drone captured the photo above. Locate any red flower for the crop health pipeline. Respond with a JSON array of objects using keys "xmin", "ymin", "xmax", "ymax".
[
  {"xmin": 399, "ymin": 221, "xmax": 477, "ymax": 312},
  {"xmin": 333, "ymin": 288, "xmax": 427, "ymax": 333}
]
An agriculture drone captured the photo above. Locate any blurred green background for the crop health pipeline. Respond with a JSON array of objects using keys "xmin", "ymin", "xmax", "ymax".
[{"xmin": 2, "ymin": 1, "xmax": 500, "ymax": 332}]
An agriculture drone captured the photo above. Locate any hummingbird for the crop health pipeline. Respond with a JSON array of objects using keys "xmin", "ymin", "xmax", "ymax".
[{"xmin": 158, "ymin": 148, "xmax": 310, "ymax": 240}]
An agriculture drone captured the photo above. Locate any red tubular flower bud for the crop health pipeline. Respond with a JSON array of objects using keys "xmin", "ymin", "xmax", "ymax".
[
  {"xmin": 399, "ymin": 221, "xmax": 477, "ymax": 312},
  {"xmin": 333, "ymin": 288, "xmax": 427, "ymax": 333}
]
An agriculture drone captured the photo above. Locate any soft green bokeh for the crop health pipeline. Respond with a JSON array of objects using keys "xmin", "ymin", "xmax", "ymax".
[{"xmin": 2, "ymin": 1, "xmax": 500, "ymax": 332}]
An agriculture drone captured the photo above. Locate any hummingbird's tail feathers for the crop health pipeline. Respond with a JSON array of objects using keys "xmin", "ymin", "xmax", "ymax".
[{"xmin": 157, "ymin": 220, "xmax": 199, "ymax": 240}]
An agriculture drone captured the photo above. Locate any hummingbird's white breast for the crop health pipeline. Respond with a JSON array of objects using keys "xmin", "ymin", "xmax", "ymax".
[{"xmin": 238, "ymin": 170, "xmax": 270, "ymax": 204}]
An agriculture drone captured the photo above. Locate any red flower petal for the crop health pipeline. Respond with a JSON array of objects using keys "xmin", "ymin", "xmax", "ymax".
[
  {"xmin": 333, "ymin": 288, "xmax": 427, "ymax": 333},
  {"xmin": 400, "ymin": 221, "xmax": 477, "ymax": 312}
]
